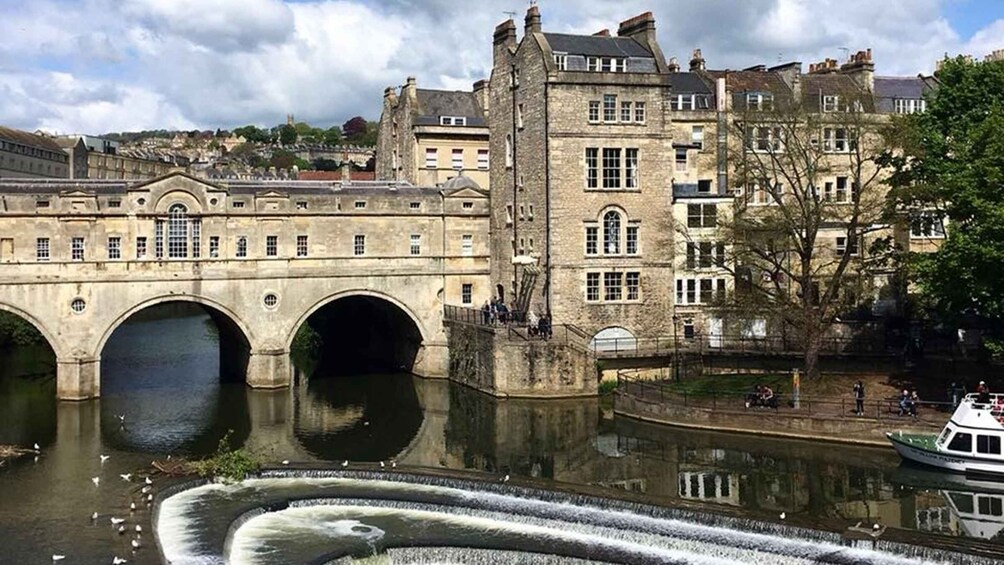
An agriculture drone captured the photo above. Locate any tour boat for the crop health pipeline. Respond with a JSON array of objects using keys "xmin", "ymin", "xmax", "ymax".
[{"xmin": 887, "ymin": 393, "xmax": 1004, "ymax": 476}]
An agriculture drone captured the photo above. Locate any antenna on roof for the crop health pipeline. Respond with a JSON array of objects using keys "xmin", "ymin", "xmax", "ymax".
[
  {"xmin": 503, "ymin": 10, "xmax": 517, "ymax": 19},
  {"xmin": 839, "ymin": 47, "xmax": 849, "ymax": 60}
]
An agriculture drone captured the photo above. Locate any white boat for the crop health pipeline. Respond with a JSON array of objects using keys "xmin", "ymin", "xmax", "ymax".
[{"xmin": 887, "ymin": 392, "xmax": 1004, "ymax": 476}]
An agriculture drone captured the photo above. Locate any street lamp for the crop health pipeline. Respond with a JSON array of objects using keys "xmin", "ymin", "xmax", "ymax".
[{"xmin": 672, "ymin": 313, "xmax": 680, "ymax": 382}]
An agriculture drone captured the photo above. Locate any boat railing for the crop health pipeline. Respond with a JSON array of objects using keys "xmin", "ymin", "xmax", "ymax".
[{"xmin": 962, "ymin": 392, "xmax": 1004, "ymax": 413}]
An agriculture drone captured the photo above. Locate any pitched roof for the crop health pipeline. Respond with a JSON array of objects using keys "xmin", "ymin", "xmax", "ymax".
[
  {"xmin": 707, "ymin": 70, "xmax": 790, "ymax": 95},
  {"xmin": 543, "ymin": 33, "xmax": 652, "ymax": 58},
  {"xmin": 874, "ymin": 76, "xmax": 937, "ymax": 112},
  {"xmin": 801, "ymin": 73, "xmax": 874, "ymax": 112},
  {"xmin": 0, "ymin": 126, "xmax": 66, "ymax": 153},
  {"xmin": 415, "ymin": 89, "xmax": 485, "ymax": 124},
  {"xmin": 669, "ymin": 72, "xmax": 713, "ymax": 93}
]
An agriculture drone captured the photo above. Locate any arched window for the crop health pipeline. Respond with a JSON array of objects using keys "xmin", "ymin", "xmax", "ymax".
[
  {"xmin": 168, "ymin": 204, "xmax": 189, "ymax": 258},
  {"xmin": 603, "ymin": 210, "xmax": 621, "ymax": 254}
]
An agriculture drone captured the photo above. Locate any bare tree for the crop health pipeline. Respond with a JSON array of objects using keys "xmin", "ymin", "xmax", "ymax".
[{"xmin": 718, "ymin": 92, "xmax": 891, "ymax": 379}]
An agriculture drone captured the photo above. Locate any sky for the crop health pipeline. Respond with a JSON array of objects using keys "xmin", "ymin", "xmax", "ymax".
[{"xmin": 0, "ymin": 0, "xmax": 1001, "ymax": 135}]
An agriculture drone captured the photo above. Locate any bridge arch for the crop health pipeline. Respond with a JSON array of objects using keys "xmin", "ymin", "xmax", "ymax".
[
  {"xmin": 0, "ymin": 302, "xmax": 63, "ymax": 358},
  {"xmin": 287, "ymin": 289, "xmax": 430, "ymax": 350}
]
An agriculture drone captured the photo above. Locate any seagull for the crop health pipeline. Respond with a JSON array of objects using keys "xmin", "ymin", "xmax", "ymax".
[
  {"xmin": 363, "ymin": 421, "xmax": 370, "ymax": 426},
  {"xmin": 341, "ymin": 460, "xmax": 348, "ymax": 468},
  {"xmin": 110, "ymin": 517, "xmax": 125, "ymax": 525},
  {"xmin": 112, "ymin": 557, "xmax": 128, "ymax": 564},
  {"xmin": 130, "ymin": 502, "xmax": 136, "ymax": 511},
  {"xmin": 135, "ymin": 524, "xmax": 142, "ymax": 533},
  {"xmin": 120, "ymin": 474, "xmax": 132, "ymax": 482},
  {"xmin": 502, "ymin": 474, "xmax": 510, "ymax": 483},
  {"xmin": 281, "ymin": 460, "xmax": 290, "ymax": 465},
  {"xmin": 779, "ymin": 512, "xmax": 786, "ymax": 520},
  {"xmin": 146, "ymin": 494, "xmax": 153, "ymax": 502},
  {"xmin": 131, "ymin": 539, "xmax": 141, "ymax": 550},
  {"xmin": 116, "ymin": 414, "xmax": 125, "ymax": 423},
  {"xmin": 34, "ymin": 443, "xmax": 41, "ymax": 452},
  {"xmin": 52, "ymin": 555, "xmax": 65, "ymax": 561},
  {"xmin": 379, "ymin": 461, "xmax": 385, "ymax": 468},
  {"xmin": 141, "ymin": 486, "xmax": 150, "ymax": 494},
  {"xmin": 117, "ymin": 525, "xmax": 126, "ymax": 534},
  {"xmin": 92, "ymin": 477, "xmax": 100, "ymax": 486},
  {"xmin": 144, "ymin": 477, "xmax": 152, "ymax": 485},
  {"xmin": 91, "ymin": 512, "xmax": 99, "ymax": 520},
  {"xmin": 391, "ymin": 461, "xmax": 397, "ymax": 468},
  {"xmin": 872, "ymin": 523, "xmax": 881, "ymax": 531},
  {"xmin": 100, "ymin": 454, "xmax": 110, "ymax": 463}
]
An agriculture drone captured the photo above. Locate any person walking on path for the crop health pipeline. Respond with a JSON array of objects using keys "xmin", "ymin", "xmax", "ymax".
[{"xmin": 853, "ymin": 380, "xmax": 865, "ymax": 416}]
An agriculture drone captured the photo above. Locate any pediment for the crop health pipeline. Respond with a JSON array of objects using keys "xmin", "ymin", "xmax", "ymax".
[{"xmin": 443, "ymin": 186, "xmax": 488, "ymax": 199}]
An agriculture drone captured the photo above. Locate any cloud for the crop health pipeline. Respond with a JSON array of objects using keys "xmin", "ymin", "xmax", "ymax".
[{"xmin": 0, "ymin": 0, "xmax": 999, "ymax": 133}]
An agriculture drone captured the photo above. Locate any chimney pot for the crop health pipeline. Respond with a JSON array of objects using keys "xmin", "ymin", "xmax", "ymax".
[{"xmin": 524, "ymin": 5, "xmax": 541, "ymax": 35}]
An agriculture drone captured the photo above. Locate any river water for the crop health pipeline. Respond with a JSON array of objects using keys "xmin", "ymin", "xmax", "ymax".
[{"xmin": 0, "ymin": 308, "xmax": 1000, "ymax": 563}]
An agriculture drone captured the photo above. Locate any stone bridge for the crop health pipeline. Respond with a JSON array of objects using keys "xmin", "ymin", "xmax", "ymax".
[{"xmin": 0, "ymin": 172, "xmax": 491, "ymax": 399}]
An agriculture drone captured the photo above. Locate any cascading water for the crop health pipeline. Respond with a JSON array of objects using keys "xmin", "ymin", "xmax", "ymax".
[{"xmin": 156, "ymin": 470, "xmax": 994, "ymax": 565}]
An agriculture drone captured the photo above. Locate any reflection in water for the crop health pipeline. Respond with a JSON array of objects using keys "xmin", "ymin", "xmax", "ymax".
[{"xmin": 0, "ymin": 307, "xmax": 1002, "ymax": 562}]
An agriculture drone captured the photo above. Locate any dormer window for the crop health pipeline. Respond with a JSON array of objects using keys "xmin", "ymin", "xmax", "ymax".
[
  {"xmin": 587, "ymin": 57, "xmax": 627, "ymax": 73},
  {"xmin": 822, "ymin": 95, "xmax": 839, "ymax": 112},
  {"xmin": 746, "ymin": 93, "xmax": 774, "ymax": 111},
  {"xmin": 440, "ymin": 116, "xmax": 467, "ymax": 126},
  {"xmin": 553, "ymin": 52, "xmax": 567, "ymax": 70}
]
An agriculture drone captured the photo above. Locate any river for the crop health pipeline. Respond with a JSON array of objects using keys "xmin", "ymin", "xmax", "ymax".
[{"xmin": 0, "ymin": 307, "xmax": 1000, "ymax": 563}]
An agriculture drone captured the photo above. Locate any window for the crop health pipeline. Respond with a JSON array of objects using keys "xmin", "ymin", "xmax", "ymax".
[
  {"xmin": 947, "ymin": 432, "xmax": 972, "ymax": 453},
  {"xmin": 71, "ymin": 237, "xmax": 84, "ymax": 261},
  {"xmin": 232, "ymin": 201, "xmax": 245, "ymax": 209},
  {"xmin": 698, "ymin": 179, "xmax": 713, "ymax": 194},
  {"xmin": 440, "ymin": 116, "xmax": 467, "ymax": 126},
  {"xmin": 461, "ymin": 234, "xmax": 473, "ymax": 256},
  {"xmin": 602, "ymin": 148, "xmax": 621, "ymax": 188},
  {"xmin": 191, "ymin": 219, "xmax": 201, "ymax": 258},
  {"xmin": 108, "ymin": 200, "xmax": 121, "ymax": 208},
  {"xmin": 626, "ymin": 272, "xmax": 640, "ymax": 300},
  {"xmin": 626, "ymin": 226, "xmax": 639, "ymax": 255},
  {"xmin": 692, "ymin": 126, "xmax": 704, "ymax": 148},
  {"xmin": 505, "ymin": 135, "xmax": 513, "ymax": 168},
  {"xmin": 354, "ymin": 200, "xmax": 366, "ymax": 209},
  {"xmin": 894, "ymin": 98, "xmax": 926, "ymax": 114},
  {"xmin": 836, "ymin": 236, "xmax": 859, "ymax": 256},
  {"xmin": 410, "ymin": 234, "xmax": 421, "ymax": 255},
  {"xmin": 676, "ymin": 277, "xmax": 727, "ymax": 304},
  {"xmin": 477, "ymin": 149, "xmax": 489, "ymax": 169},
  {"xmin": 36, "ymin": 200, "xmax": 49, "ymax": 209},
  {"xmin": 604, "ymin": 272, "xmax": 623, "ymax": 301},
  {"xmin": 822, "ymin": 95, "xmax": 839, "ymax": 112},
  {"xmin": 603, "ymin": 94, "xmax": 617, "ymax": 122},
  {"xmin": 425, "ymin": 148, "xmax": 437, "ymax": 168},
  {"xmin": 410, "ymin": 202, "xmax": 421, "ymax": 210},
  {"xmin": 516, "ymin": 104, "xmax": 524, "ymax": 129},
  {"xmin": 675, "ymin": 148, "xmax": 687, "ymax": 172},
  {"xmin": 687, "ymin": 204, "xmax": 716, "ymax": 228},
  {"xmin": 835, "ymin": 176, "xmax": 849, "ymax": 202},
  {"xmin": 209, "ymin": 236, "xmax": 220, "ymax": 257},
  {"xmin": 462, "ymin": 283, "xmax": 473, "ymax": 305},
  {"xmin": 588, "ymin": 101, "xmax": 600, "ymax": 122},
  {"xmin": 452, "ymin": 149, "xmax": 463, "ymax": 169},
  {"xmin": 528, "ymin": 204, "xmax": 534, "ymax": 219},
  {"xmin": 296, "ymin": 235, "xmax": 308, "ymax": 257},
  {"xmin": 979, "ymin": 495, "xmax": 1004, "ymax": 517},
  {"xmin": 746, "ymin": 92, "xmax": 774, "ymax": 111},
  {"xmin": 108, "ymin": 237, "xmax": 121, "ymax": 260},
  {"xmin": 554, "ymin": 52, "xmax": 567, "ymax": 70},
  {"xmin": 505, "ymin": 204, "xmax": 513, "ymax": 225},
  {"xmin": 747, "ymin": 126, "xmax": 783, "ymax": 153},
  {"xmin": 587, "ymin": 57, "xmax": 626, "ymax": 72},
  {"xmin": 353, "ymin": 234, "xmax": 365, "ymax": 256},
  {"xmin": 167, "ymin": 204, "xmax": 190, "ymax": 259},
  {"xmin": 603, "ymin": 211, "xmax": 621, "ymax": 254},
  {"xmin": 823, "ymin": 128, "xmax": 849, "ymax": 152},
  {"xmin": 911, "ymin": 212, "xmax": 946, "ymax": 238},
  {"xmin": 296, "ymin": 201, "xmax": 308, "ymax": 210},
  {"xmin": 585, "ymin": 227, "xmax": 598, "ymax": 255},
  {"xmin": 620, "ymin": 148, "xmax": 638, "ymax": 189},
  {"xmin": 586, "ymin": 273, "xmax": 600, "ymax": 301},
  {"xmin": 620, "ymin": 101, "xmax": 632, "ymax": 122},
  {"xmin": 634, "ymin": 102, "xmax": 646, "ymax": 123},
  {"xmin": 136, "ymin": 237, "xmax": 147, "ymax": 259},
  {"xmin": 977, "ymin": 435, "xmax": 1002, "ymax": 455},
  {"xmin": 236, "ymin": 236, "xmax": 247, "ymax": 258},
  {"xmin": 671, "ymin": 94, "xmax": 696, "ymax": 111},
  {"xmin": 36, "ymin": 238, "xmax": 49, "ymax": 261},
  {"xmin": 266, "ymin": 235, "xmax": 278, "ymax": 257},
  {"xmin": 585, "ymin": 148, "xmax": 599, "ymax": 188}
]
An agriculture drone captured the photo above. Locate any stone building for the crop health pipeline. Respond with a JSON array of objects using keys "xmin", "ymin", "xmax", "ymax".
[
  {"xmin": 377, "ymin": 77, "xmax": 490, "ymax": 190},
  {"xmin": 56, "ymin": 135, "xmax": 179, "ymax": 180},
  {"xmin": 489, "ymin": 8, "xmax": 678, "ymax": 345},
  {"xmin": 0, "ymin": 126, "xmax": 70, "ymax": 179}
]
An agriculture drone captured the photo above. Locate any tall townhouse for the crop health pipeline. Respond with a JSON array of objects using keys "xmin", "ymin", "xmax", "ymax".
[{"xmin": 489, "ymin": 7, "xmax": 677, "ymax": 342}]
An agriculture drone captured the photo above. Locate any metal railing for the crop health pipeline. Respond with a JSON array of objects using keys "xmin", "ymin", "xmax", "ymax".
[
  {"xmin": 593, "ymin": 332, "xmax": 889, "ymax": 358},
  {"xmin": 616, "ymin": 372, "xmax": 955, "ymax": 422}
]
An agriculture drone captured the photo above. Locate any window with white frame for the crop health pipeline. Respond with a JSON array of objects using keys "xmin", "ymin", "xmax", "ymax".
[
  {"xmin": 353, "ymin": 234, "xmax": 365, "ymax": 256},
  {"xmin": 911, "ymin": 212, "xmax": 946, "ymax": 238},
  {"xmin": 584, "ymin": 271, "xmax": 641, "ymax": 302},
  {"xmin": 266, "ymin": 235, "xmax": 278, "ymax": 257},
  {"xmin": 585, "ymin": 226, "xmax": 598, "ymax": 255},
  {"xmin": 461, "ymin": 283, "xmax": 473, "ymax": 305},
  {"xmin": 586, "ymin": 273, "xmax": 600, "ymax": 301},
  {"xmin": 823, "ymin": 127, "xmax": 849, "ymax": 152},
  {"xmin": 675, "ymin": 148, "xmax": 687, "ymax": 172},
  {"xmin": 602, "ymin": 148, "xmax": 624, "ymax": 188},
  {"xmin": 835, "ymin": 176, "xmax": 851, "ymax": 202},
  {"xmin": 603, "ymin": 94, "xmax": 617, "ymax": 122},
  {"xmin": 451, "ymin": 148, "xmax": 463, "ymax": 169},
  {"xmin": 747, "ymin": 125, "xmax": 784, "ymax": 153},
  {"xmin": 604, "ymin": 272, "xmax": 623, "ymax": 301},
  {"xmin": 692, "ymin": 126, "xmax": 704, "ymax": 148},
  {"xmin": 625, "ymin": 148, "xmax": 639, "ymax": 188},
  {"xmin": 136, "ymin": 236, "xmax": 147, "ymax": 259},
  {"xmin": 603, "ymin": 211, "xmax": 621, "ymax": 254},
  {"xmin": 410, "ymin": 234, "xmax": 421, "ymax": 255},
  {"xmin": 822, "ymin": 95, "xmax": 840, "ymax": 112},
  {"xmin": 425, "ymin": 148, "xmax": 437, "ymax": 168},
  {"xmin": 554, "ymin": 52, "xmax": 567, "ymax": 70},
  {"xmin": 236, "ymin": 235, "xmax": 247, "ymax": 258},
  {"xmin": 167, "ymin": 203, "xmax": 189, "ymax": 258},
  {"xmin": 585, "ymin": 148, "xmax": 599, "ymax": 188},
  {"xmin": 587, "ymin": 57, "xmax": 626, "ymax": 72},
  {"xmin": 296, "ymin": 235, "xmax": 308, "ymax": 257},
  {"xmin": 634, "ymin": 102, "xmax": 646, "ymax": 123},
  {"xmin": 894, "ymin": 98, "xmax": 926, "ymax": 114},
  {"xmin": 745, "ymin": 92, "xmax": 774, "ymax": 111},
  {"xmin": 477, "ymin": 149, "xmax": 489, "ymax": 169},
  {"xmin": 588, "ymin": 101, "xmax": 600, "ymax": 122},
  {"xmin": 71, "ymin": 237, "xmax": 84, "ymax": 261},
  {"xmin": 461, "ymin": 234, "xmax": 473, "ymax": 256},
  {"xmin": 686, "ymin": 241, "xmax": 726, "ymax": 269},
  {"xmin": 687, "ymin": 203, "xmax": 717, "ymax": 228},
  {"xmin": 626, "ymin": 272, "xmax": 640, "ymax": 300},
  {"xmin": 836, "ymin": 236, "xmax": 860, "ymax": 256},
  {"xmin": 108, "ymin": 236, "xmax": 121, "ymax": 260},
  {"xmin": 440, "ymin": 116, "xmax": 467, "ymax": 126},
  {"xmin": 671, "ymin": 94, "xmax": 696, "ymax": 111},
  {"xmin": 626, "ymin": 226, "xmax": 639, "ymax": 255},
  {"xmin": 676, "ymin": 277, "xmax": 727, "ymax": 305},
  {"xmin": 36, "ymin": 237, "xmax": 49, "ymax": 261}
]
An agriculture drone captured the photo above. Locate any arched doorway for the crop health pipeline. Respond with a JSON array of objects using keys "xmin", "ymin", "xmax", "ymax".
[
  {"xmin": 0, "ymin": 307, "xmax": 57, "ymax": 448},
  {"xmin": 290, "ymin": 293, "xmax": 425, "ymax": 377}
]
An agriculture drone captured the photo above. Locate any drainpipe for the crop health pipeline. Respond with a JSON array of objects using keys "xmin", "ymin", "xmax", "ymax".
[{"xmin": 511, "ymin": 62, "xmax": 520, "ymax": 305}]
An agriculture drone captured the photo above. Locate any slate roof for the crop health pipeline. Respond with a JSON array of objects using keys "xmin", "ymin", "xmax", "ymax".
[
  {"xmin": 415, "ymin": 89, "xmax": 485, "ymax": 126},
  {"xmin": 874, "ymin": 76, "xmax": 937, "ymax": 113},
  {"xmin": 707, "ymin": 70, "xmax": 790, "ymax": 95},
  {"xmin": 543, "ymin": 33, "xmax": 652, "ymax": 58},
  {"xmin": 669, "ymin": 72, "xmax": 713, "ymax": 93},
  {"xmin": 801, "ymin": 73, "xmax": 875, "ymax": 112},
  {"xmin": 0, "ymin": 126, "xmax": 67, "ymax": 154}
]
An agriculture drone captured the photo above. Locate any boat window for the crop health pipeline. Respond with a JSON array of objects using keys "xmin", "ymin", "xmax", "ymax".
[
  {"xmin": 977, "ymin": 496, "xmax": 1003, "ymax": 517},
  {"xmin": 937, "ymin": 427, "xmax": 952, "ymax": 446},
  {"xmin": 949, "ymin": 492, "xmax": 975, "ymax": 514},
  {"xmin": 977, "ymin": 435, "xmax": 1002, "ymax": 455},
  {"xmin": 947, "ymin": 432, "xmax": 972, "ymax": 453}
]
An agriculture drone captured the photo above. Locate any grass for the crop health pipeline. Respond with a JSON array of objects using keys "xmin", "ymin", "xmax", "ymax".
[{"xmin": 662, "ymin": 373, "xmax": 790, "ymax": 397}]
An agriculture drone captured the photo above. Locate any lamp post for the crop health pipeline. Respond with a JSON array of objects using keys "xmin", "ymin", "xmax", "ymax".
[{"xmin": 672, "ymin": 314, "xmax": 681, "ymax": 382}]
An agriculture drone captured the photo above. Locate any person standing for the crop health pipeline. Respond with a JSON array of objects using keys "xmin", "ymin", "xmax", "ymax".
[
  {"xmin": 853, "ymin": 380, "xmax": 865, "ymax": 416},
  {"xmin": 978, "ymin": 381, "xmax": 991, "ymax": 405}
]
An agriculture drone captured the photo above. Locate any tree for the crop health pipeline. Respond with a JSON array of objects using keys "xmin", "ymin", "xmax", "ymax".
[
  {"xmin": 229, "ymin": 143, "xmax": 265, "ymax": 167},
  {"xmin": 279, "ymin": 124, "xmax": 298, "ymax": 146},
  {"xmin": 888, "ymin": 57, "xmax": 1004, "ymax": 344},
  {"xmin": 313, "ymin": 158, "xmax": 340, "ymax": 171},
  {"xmin": 232, "ymin": 125, "xmax": 273, "ymax": 144},
  {"xmin": 716, "ymin": 90, "xmax": 892, "ymax": 379},
  {"xmin": 270, "ymin": 149, "xmax": 296, "ymax": 170},
  {"xmin": 342, "ymin": 116, "xmax": 368, "ymax": 140},
  {"xmin": 322, "ymin": 126, "xmax": 342, "ymax": 146}
]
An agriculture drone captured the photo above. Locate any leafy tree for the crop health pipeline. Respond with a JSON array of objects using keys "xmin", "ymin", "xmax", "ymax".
[
  {"xmin": 229, "ymin": 143, "xmax": 265, "ymax": 167},
  {"xmin": 233, "ymin": 125, "xmax": 273, "ymax": 144},
  {"xmin": 293, "ymin": 157, "xmax": 312, "ymax": 170},
  {"xmin": 342, "ymin": 116, "xmax": 368, "ymax": 139},
  {"xmin": 715, "ymin": 90, "xmax": 892, "ymax": 379},
  {"xmin": 888, "ymin": 57, "xmax": 1004, "ymax": 340},
  {"xmin": 323, "ymin": 126, "xmax": 343, "ymax": 146},
  {"xmin": 313, "ymin": 158, "xmax": 340, "ymax": 171},
  {"xmin": 279, "ymin": 124, "xmax": 298, "ymax": 146},
  {"xmin": 270, "ymin": 149, "xmax": 296, "ymax": 169}
]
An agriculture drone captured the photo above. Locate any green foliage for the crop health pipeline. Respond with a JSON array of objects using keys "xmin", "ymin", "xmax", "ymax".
[
  {"xmin": 892, "ymin": 57, "xmax": 1004, "ymax": 330},
  {"xmin": 233, "ymin": 125, "xmax": 274, "ymax": 144},
  {"xmin": 0, "ymin": 311, "xmax": 47, "ymax": 348},
  {"xmin": 270, "ymin": 149, "xmax": 296, "ymax": 170},
  {"xmin": 190, "ymin": 430, "xmax": 260, "ymax": 483},
  {"xmin": 229, "ymin": 143, "xmax": 265, "ymax": 167},
  {"xmin": 293, "ymin": 157, "xmax": 312, "ymax": 171},
  {"xmin": 323, "ymin": 126, "xmax": 343, "ymax": 146},
  {"xmin": 598, "ymin": 380, "xmax": 618, "ymax": 395},
  {"xmin": 313, "ymin": 158, "xmax": 340, "ymax": 171},
  {"xmin": 279, "ymin": 124, "xmax": 298, "ymax": 146}
]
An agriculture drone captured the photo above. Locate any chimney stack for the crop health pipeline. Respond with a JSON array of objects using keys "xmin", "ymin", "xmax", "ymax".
[
  {"xmin": 524, "ymin": 5, "xmax": 541, "ymax": 35},
  {"xmin": 593, "ymin": 29, "xmax": 610, "ymax": 37},
  {"xmin": 493, "ymin": 18, "xmax": 517, "ymax": 48},
  {"xmin": 617, "ymin": 12, "xmax": 656, "ymax": 44},
  {"xmin": 472, "ymin": 79, "xmax": 489, "ymax": 114},
  {"xmin": 840, "ymin": 48, "xmax": 875, "ymax": 91},
  {"xmin": 690, "ymin": 48, "xmax": 706, "ymax": 71},
  {"xmin": 668, "ymin": 57, "xmax": 680, "ymax": 72}
]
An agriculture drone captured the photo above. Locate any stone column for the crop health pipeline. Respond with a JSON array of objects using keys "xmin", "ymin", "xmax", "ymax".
[
  {"xmin": 246, "ymin": 348, "xmax": 292, "ymax": 389},
  {"xmin": 412, "ymin": 342, "xmax": 449, "ymax": 378},
  {"xmin": 56, "ymin": 356, "xmax": 100, "ymax": 400}
]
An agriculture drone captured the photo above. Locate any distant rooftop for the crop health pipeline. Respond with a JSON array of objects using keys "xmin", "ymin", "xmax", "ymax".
[{"xmin": 543, "ymin": 33, "xmax": 652, "ymax": 58}]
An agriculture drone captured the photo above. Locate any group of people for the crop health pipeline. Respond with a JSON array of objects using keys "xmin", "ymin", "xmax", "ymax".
[
  {"xmin": 479, "ymin": 298, "xmax": 551, "ymax": 338},
  {"xmin": 526, "ymin": 310, "xmax": 552, "ymax": 339},
  {"xmin": 745, "ymin": 384, "xmax": 777, "ymax": 409},
  {"xmin": 898, "ymin": 389, "xmax": 921, "ymax": 417},
  {"xmin": 480, "ymin": 298, "xmax": 513, "ymax": 325}
]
